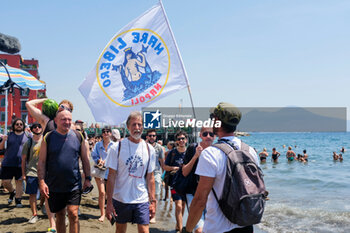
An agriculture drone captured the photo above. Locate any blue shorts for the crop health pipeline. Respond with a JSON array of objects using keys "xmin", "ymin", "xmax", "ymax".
[
  {"xmin": 112, "ymin": 199, "xmax": 149, "ymax": 225},
  {"xmin": 25, "ymin": 176, "xmax": 39, "ymax": 194}
]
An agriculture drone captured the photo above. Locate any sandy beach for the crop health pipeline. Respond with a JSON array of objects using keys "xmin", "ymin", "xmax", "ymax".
[{"xmin": 0, "ymin": 179, "xmax": 177, "ymax": 233}]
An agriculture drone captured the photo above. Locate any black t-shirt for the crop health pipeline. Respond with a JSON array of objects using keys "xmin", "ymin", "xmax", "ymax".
[
  {"xmin": 183, "ymin": 143, "xmax": 199, "ymax": 195},
  {"xmin": 165, "ymin": 148, "xmax": 185, "ymax": 167},
  {"xmin": 165, "ymin": 148, "xmax": 185, "ymax": 186}
]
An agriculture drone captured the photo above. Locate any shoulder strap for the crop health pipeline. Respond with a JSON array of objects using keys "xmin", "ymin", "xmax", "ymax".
[
  {"xmin": 44, "ymin": 131, "xmax": 53, "ymax": 146},
  {"xmin": 73, "ymin": 129, "xmax": 83, "ymax": 145},
  {"xmin": 213, "ymin": 142, "xmax": 235, "ymax": 155},
  {"xmin": 170, "ymin": 149, "xmax": 176, "ymax": 164},
  {"xmin": 117, "ymin": 141, "xmax": 121, "ymax": 159},
  {"xmin": 26, "ymin": 137, "xmax": 33, "ymax": 163},
  {"xmin": 240, "ymin": 141, "xmax": 250, "ymax": 152},
  {"xmin": 145, "ymin": 141, "xmax": 151, "ymax": 178}
]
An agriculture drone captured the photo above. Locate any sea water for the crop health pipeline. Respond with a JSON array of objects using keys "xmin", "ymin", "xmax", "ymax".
[{"xmin": 241, "ymin": 132, "xmax": 350, "ymax": 233}]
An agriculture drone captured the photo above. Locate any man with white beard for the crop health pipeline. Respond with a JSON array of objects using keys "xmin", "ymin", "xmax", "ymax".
[{"xmin": 105, "ymin": 111, "xmax": 156, "ymax": 233}]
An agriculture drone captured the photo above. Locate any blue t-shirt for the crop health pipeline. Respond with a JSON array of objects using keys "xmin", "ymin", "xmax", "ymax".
[
  {"xmin": 45, "ymin": 130, "xmax": 81, "ymax": 192},
  {"xmin": 2, "ymin": 132, "xmax": 28, "ymax": 167}
]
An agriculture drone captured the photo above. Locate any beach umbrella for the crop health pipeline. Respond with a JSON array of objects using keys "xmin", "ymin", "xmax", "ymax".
[{"xmin": 0, "ymin": 63, "xmax": 45, "ymax": 134}]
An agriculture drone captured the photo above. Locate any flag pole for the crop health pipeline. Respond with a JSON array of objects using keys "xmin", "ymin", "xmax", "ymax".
[{"xmin": 159, "ymin": 0, "xmax": 197, "ymax": 142}]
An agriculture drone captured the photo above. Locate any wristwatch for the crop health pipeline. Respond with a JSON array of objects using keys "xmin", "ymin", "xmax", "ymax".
[{"xmin": 85, "ymin": 176, "xmax": 92, "ymax": 181}]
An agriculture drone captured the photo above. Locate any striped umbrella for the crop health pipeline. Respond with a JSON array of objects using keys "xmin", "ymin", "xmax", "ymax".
[
  {"xmin": 0, "ymin": 64, "xmax": 45, "ymax": 134},
  {"xmin": 0, "ymin": 64, "xmax": 45, "ymax": 90}
]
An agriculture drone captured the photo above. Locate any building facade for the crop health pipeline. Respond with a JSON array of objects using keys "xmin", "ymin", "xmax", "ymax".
[{"xmin": 0, "ymin": 54, "xmax": 46, "ymax": 127}]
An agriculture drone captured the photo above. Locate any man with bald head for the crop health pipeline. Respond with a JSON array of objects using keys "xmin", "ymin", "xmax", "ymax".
[{"xmin": 38, "ymin": 109, "xmax": 92, "ymax": 233}]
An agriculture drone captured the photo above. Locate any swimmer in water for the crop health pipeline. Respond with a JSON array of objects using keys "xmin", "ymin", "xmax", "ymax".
[
  {"xmin": 286, "ymin": 146, "xmax": 296, "ymax": 161},
  {"xmin": 333, "ymin": 151, "xmax": 339, "ymax": 161},
  {"xmin": 339, "ymin": 154, "xmax": 343, "ymax": 161},
  {"xmin": 272, "ymin": 148, "xmax": 280, "ymax": 163},
  {"xmin": 259, "ymin": 148, "xmax": 269, "ymax": 163},
  {"xmin": 302, "ymin": 149, "xmax": 308, "ymax": 162}
]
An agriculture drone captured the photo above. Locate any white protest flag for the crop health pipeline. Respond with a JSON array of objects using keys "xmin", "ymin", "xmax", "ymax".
[{"xmin": 79, "ymin": 2, "xmax": 188, "ymax": 125}]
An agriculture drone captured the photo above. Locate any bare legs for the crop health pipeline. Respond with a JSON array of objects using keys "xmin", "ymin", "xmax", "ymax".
[
  {"xmin": 174, "ymin": 200, "xmax": 185, "ymax": 231},
  {"xmin": 95, "ymin": 177, "xmax": 106, "ymax": 222}
]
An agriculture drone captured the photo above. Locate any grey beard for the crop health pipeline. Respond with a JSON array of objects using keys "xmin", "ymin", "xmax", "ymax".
[{"xmin": 130, "ymin": 133, "xmax": 142, "ymax": 140}]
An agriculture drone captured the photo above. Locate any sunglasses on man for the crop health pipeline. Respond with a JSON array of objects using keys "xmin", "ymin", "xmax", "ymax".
[
  {"xmin": 177, "ymin": 137, "xmax": 186, "ymax": 141},
  {"xmin": 102, "ymin": 130, "xmax": 111, "ymax": 134},
  {"xmin": 59, "ymin": 104, "xmax": 72, "ymax": 113},
  {"xmin": 202, "ymin": 131, "xmax": 214, "ymax": 137}
]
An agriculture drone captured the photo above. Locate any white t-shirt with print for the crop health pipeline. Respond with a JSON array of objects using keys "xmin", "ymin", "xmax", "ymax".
[
  {"xmin": 195, "ymin": 136, "xmax": 259, "ymax": 233},
  {"xmin": 106, "ymin": 138, "xmax": 156, "ymax": 204}
]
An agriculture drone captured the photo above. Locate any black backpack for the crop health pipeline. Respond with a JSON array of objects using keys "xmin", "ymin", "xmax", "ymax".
[{"xmin": 212, "ymin": 140, "xmax": 268, "ymax": 226}]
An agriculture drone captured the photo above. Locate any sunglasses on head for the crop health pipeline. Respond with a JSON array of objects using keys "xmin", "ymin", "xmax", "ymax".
[
  {"xmin": 59, "ymin": 104, "xmax": 72, "ymax": 113},
  {"xmin": 202, "ymin": 131, "xmax": 214, "ymax": 137},
  {"xmin": 177, "ymin": 137, "xmax": 186, "ymax": 141}
]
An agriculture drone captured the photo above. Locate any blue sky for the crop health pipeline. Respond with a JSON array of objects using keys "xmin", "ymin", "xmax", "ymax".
[{"xmin": 2, "ymin": 0, "xmax": 349, "ymax": 126}]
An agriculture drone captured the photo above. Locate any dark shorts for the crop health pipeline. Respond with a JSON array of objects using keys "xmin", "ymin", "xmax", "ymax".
[
  {"xmin": 48, "ymin": 189, "xmax": 81, "ymax": 213},
  {"xmin": 25, "ymin": 176, "xmax": 39, "ymax": 194},
  {"xmin": 0, "ymin": 166, "xmax": 22, "ymax": 180},
  {"xmin": 171, "ymin": 188, "xmax": 185, "ymax": 201},
  {"xmin": 225, "ymin": 225, "xmax": 253, "ymax": 233},
  {"xmin": 112, "ymin": 199, "xmax": 149, "ymax": 225}
]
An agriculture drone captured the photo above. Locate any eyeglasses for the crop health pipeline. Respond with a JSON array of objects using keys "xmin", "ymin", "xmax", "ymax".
[
  {"xmin": 102, "ymin": 130, "xmax": 111, "ymax": 134},
  {"xmin": 147, "ymin": 134, "xmax": 156, "ymax": 137},
  {"xmin": 59, "ymin": 104, "xmax": 72, "ymax": 113},
  {"xmin": 177, "ymin": 137, "xmax": 186, "ymax": 141},
  {"xmin": 202, "ymin": 131, "xmax": 214, "ymax": 137}
]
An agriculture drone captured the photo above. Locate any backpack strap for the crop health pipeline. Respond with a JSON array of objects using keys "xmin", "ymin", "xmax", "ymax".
[
  {"xmin": 43, "ymin": 131, "xmax": 53, "ymax": 146},
  {"xmin": 145, "ymin": 141, "xmax": 151, "ymax": 178},
  {"xmin": 26, "ymin": 137, "xmax": 33, "ymax": 164},
  {"xmin": 73, "ymin": 129, "xmax": 83, "ymax": 145},
  {"xmin": 117, "ymin": 141, "xmax": 121, "ymax": 158},
  {"xmin": 169, "ymin": 148, "xmax": 176, "ymax": 165},
  {"xmin": 211, "ymin": 141, "xmax": 245, "ymax": 203},
  {"xmin": 240, "ymin": 141, "xmax": 250, "ymax": 152}
]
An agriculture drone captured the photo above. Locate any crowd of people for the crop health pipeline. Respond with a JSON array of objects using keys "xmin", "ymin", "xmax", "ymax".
[{"xmin": 5, "ymin": 99, "xmax": 346, "ymax": 233}]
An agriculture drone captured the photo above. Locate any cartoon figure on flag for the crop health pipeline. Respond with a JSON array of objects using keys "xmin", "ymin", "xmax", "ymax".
[
  {"xmin": 114, "ymin": 45, "xmax": 161, "ymax": 100},
  {"xmin": 79, "ymin": 2, "xmax": 189, "ymax": 125}
]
